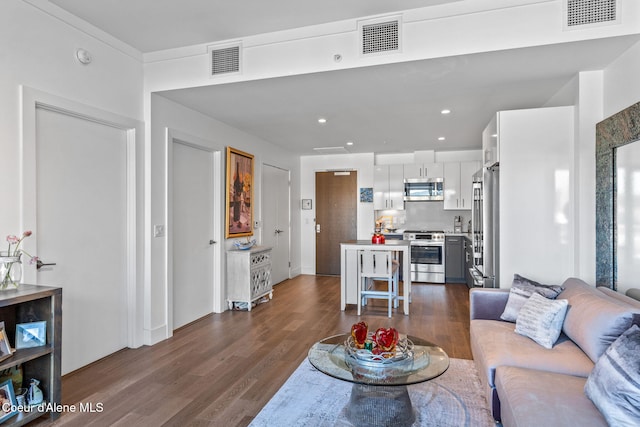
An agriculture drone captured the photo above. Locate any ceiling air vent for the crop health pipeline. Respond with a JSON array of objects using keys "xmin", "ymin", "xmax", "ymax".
[
  {"xmin": 359, "ymin": 16, "xmax": 401, "ymax": 56},
  {"xmin": 313, "ymin": 147, "xmax": 350, "ymax": 155},
  {"xmin": 208, "ymin": 42, "xmax": 241, "ymax": 77},
  {"xmin": 565, "ymin": 0, "xmax": 619, "ymax": 28}
]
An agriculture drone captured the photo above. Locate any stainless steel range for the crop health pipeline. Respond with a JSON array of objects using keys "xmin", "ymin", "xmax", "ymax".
[{"xmin": 403, "ymin": 230, "xmax": 445, "ymax": 283}]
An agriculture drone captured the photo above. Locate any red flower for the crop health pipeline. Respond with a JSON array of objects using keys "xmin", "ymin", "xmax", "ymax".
[
  {"xmin": 373, "ymin": 327, "xmax": 399, "ymax": 352},
  {"xmin": 351, "ymin": 321, "xmax": 368, "ymax": 349}
]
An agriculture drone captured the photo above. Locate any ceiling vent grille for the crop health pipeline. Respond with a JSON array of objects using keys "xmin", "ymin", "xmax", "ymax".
[
  {"xmin": 313, "ymin": 147, "xmax": 350, "ymax": 155},
  {"xmin": 359, "ymin": 16, "xmax": 401, "ymax": 55},
  {"xmin": 566, "ymin": 0, "xmax": 618, "ymax": 28},
  {"xmin": 208, "ymin": 43, "xmax": 241, "ymax": 77}
]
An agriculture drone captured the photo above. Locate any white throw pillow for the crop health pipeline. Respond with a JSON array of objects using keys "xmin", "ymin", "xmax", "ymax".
[
  {"xmin": 514, "ymin": 293, "xmax": 568, "ymax": 349},
  {"xmin": 500, "ymin": 274, "xmax": 564, "ymax": 322}
]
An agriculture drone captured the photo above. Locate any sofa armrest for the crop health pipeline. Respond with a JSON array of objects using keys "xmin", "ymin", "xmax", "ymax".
[{"xmin": 470, "ymin": 288, "xmax": 510, "ymax": 320}]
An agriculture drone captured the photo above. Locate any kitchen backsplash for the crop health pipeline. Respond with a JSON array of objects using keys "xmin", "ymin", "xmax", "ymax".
[{"xmin": 378, "ymin": 202, "xmax": 470, "ymax": 233}]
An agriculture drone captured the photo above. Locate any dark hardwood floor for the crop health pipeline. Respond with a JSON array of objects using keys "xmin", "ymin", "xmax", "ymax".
[{"xmin": 31, "ymin": 275, "xmax": 471, "ymax": 426}]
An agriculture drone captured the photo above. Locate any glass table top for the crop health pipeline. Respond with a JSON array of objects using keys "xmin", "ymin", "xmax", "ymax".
[{"xmin": 308, "ymin": 333, "xmax": 450, "ymax": 386}]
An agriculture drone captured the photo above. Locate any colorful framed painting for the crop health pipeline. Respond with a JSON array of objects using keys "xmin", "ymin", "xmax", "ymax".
[{"xmin": 225, "ymin": 147, "xmax": 254, "ymax": 238}]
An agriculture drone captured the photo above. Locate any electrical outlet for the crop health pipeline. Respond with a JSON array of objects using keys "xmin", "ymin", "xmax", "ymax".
[{"xmin": 254, "ymin": 220, "xmax": 260, "ymax": 229}]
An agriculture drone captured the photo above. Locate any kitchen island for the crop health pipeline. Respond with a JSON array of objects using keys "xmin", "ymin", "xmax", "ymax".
[{"xmin": 340, "ymin": 240, "xmax": 412, "ymax": 315}]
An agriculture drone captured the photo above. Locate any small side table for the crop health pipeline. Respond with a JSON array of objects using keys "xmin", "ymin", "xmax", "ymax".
[{"xmin": 226, "ymin": 246, "xmax": 272, "ymax": 310}]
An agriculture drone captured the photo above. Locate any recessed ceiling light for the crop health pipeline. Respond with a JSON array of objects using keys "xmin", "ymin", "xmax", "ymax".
[
  {"xmin": 438, "ymin": 137, "xmax": 446, "ymax": 141},
  {"xmin": 318, "ymin": 117, "xmax": 327, "ymax": 124},
  {"xmin": 441, "ymin": 109, "xmax": 451, "ymax": 115},
  {"xmin": 346, "ymin": 141, "xmax": 354, "ymax": 146}
]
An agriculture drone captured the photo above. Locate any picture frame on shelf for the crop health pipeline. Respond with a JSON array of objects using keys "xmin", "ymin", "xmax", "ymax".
[
  {"xmin": 225, "ymin": 146, "xmax": 254, "ymax": 238},
  {"xmin": 15, "ymin": 321, "xmax": 47, "ymax": 349},
  {"xmin": 0, "ymin": 330, "xmax": 12, "ymax": 363},
  {"xmin": 0, "ymin": 379, "xmax": 18, "ymax": 423}
]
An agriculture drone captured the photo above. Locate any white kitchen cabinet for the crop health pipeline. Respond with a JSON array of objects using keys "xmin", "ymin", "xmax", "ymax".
[
  {"xmin": 226, "ymin": 246, "xmax": 273, "ymax": 310},
  {"xmin": 373, "ymin": 164, "xmax": 404, "ymax": 210},
  {"xmin": 403, "ymin": 162, "xmax": 443, "ymax": 180},
  {"xmin": 444, "ymin": 161, "xmax": 480, "ymax": 210}
]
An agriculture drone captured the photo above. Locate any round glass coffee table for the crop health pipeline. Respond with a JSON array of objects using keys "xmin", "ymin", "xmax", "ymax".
[{"xmin": 308, "ymin": 333, "xmax": 449, "ymax": 427}]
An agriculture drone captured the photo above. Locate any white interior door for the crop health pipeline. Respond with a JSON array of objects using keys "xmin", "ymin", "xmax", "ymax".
[
  {"xmin": 172, "ymin": 140, "xmax": 215, "ymax": 329},
  {"xmin": 35, "ymin": 107, "xmax": 129, "ymax": 374},
  {"xmin": 262, "ymin": 164, "xmax": 290, "ymax": 284}
]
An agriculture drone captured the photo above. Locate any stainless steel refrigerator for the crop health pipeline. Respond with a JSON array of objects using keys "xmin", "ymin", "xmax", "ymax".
[{"xmin": 470, "ymin": 164, "xmax": 499, "ymax": 288}]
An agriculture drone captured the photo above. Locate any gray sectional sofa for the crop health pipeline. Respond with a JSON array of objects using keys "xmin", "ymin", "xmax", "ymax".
[{"xmin": 470, "ymin": 277, "xmax": 640, "ymax": 427}]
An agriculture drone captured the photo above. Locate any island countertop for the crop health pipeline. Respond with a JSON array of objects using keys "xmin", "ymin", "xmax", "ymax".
[
  {"xmin": 340, "ymin": 240, "xmax": 410, "ymax": 247},
  {"xmin": 339, "ymin": 240, "xmax": 411, "ymax": 315}
]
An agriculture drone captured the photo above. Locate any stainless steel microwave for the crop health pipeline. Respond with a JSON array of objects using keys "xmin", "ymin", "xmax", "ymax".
[{"xmin": 404, "ymin": 178, "xmax": 444, "ymax": 201}]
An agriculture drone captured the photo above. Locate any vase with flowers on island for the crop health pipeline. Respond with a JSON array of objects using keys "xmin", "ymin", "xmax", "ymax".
[{"xmin": 0, "ymin": 231, "xmax": 38, "ymax": 290}]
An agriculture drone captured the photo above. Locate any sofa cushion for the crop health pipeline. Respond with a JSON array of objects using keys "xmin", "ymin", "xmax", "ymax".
[
  {"xmin": 584, "ymin": 325, "xmax": 640, "ymax": 427},
  {"xmin": 470, "ymin": 319, "xmax": 594, "ymax": 391},
  {"xmin": 560, "ymin": 278, "xmax": 640, "ymax": 363},
  {"xmin": 495, "ymin": 366, "xmax": 607, "ymax": 427},
  {"xmin": 500, "ymin": 274, "xmax": 564, "ymax": 322},
  {"xmin": 515, "ymin": 293, "xmax": 568, "ymax": 349}
]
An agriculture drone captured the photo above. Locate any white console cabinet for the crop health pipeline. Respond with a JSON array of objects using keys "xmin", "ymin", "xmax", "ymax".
[{"xmin": 226, "ymin": 246, "xmax": 273, "ymax": 310}]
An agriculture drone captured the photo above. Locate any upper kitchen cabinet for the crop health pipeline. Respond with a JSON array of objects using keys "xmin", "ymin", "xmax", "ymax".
[
  {"xmin": 443, "ymin": 161, "xmax": 480, "ymax": 210},
  {"xmin": 403, "ymin": 162, "xmax": 444, "ymax": 180},
  {"xmin": 373, "ymin": 164, "xmax": 404, "ymax": 210}
]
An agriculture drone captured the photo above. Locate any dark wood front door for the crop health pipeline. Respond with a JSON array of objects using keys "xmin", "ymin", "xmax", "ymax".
[{"xmin": 315, "ymin": 171, "xmax": 357, "ymax": 275}]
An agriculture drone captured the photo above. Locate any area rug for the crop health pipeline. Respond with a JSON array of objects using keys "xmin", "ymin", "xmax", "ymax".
[{"xmin": 250, "ymin": 358, "xmax": 494, "ymax": 427}]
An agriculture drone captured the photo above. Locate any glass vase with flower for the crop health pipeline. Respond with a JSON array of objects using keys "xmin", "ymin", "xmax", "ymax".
[{"xmin": 0, "ymin": 231, "xmax": 38, "ymax": 289}]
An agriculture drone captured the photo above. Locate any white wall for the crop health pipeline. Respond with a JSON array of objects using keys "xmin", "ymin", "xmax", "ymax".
[
  {"xmin": 299, "ymin": 154, "xmax": 375, "ymax": 274},
  {"xmin": 0, "ymin": 0, "xmax": 143, "ymax": 235},
  {"xmin": 149, "ymin": 94, "xmax": 300, "ymax": 343},
  {"xmin": 0, "ymin": 0, "xmax": 145, "ymax": 346},
  {"xmin": 603, "ymin": 41, "xmax": 640, "ymax": 117}
]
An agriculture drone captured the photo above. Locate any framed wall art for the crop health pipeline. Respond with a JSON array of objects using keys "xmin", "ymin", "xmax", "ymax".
[
  {"xmin": 360, "ymin": 187, "xmax": 373, "ymax": 203},
  {"xmin": 226, "ymin": 147, "xmax": 254, "ymax": 238}
]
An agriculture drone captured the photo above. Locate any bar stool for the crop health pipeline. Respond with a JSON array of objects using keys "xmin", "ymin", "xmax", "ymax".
[{"xmin": 357, "ymin": 249, "xmax": 399, "ymax": 317}]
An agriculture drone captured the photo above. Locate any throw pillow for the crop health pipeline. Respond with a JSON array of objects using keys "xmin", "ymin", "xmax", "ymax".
[
  {"xmin": 584, "ymin": 324, "xmax": 640, "ymax": 427},
  {"xmin": 500, "ymin": 274, "xmax": 564, "ymax": 322},
  {"xmin": 514, "ymin": 293, "xmax": 569, "ymax": 349}
]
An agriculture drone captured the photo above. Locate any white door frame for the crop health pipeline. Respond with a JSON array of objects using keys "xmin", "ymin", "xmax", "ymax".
[
  {"xmin": 20, "ymin": 86, "xmax": 144, "ymax": 348},
  {"xmin": 166, "ymin": 128, "xmax": 223, "ymax": 335}
]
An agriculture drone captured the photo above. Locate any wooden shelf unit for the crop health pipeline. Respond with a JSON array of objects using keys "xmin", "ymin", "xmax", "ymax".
[{"xmin": 0, "ymin": 285, "xmax": 62, "ymax": 425}]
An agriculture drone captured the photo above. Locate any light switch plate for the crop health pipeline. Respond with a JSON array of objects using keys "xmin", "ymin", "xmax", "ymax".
[{"xmin": 154, "ymin": 225, "xmax": 165, "ymax": 237}]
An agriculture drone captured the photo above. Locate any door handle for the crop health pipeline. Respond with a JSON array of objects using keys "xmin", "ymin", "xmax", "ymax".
[
  {"xmin": 36, "ymin": 260, "xmax": 57, "ymax": 270},
  {"xmin": 209, "ymin": 240, "xmax": 216, "ymax": 245},
  {"xmin": 275, "ymin": 229, "xmax": 283, "ymax": 234}
]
